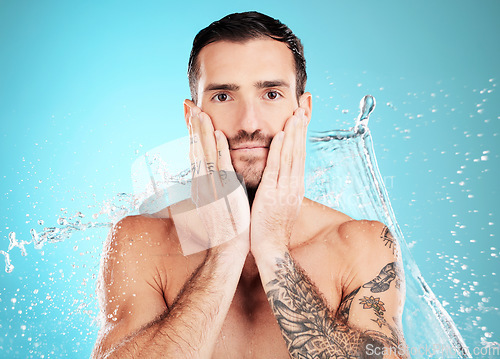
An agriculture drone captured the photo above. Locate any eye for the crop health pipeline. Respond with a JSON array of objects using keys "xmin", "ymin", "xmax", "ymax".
[
  {"xmin": 212, "ymin": 93, "xmax": 232, "ymax": 102},
  {"xmin": 265, "ymin": 91, "xmax": 281, "ymax": 100}
]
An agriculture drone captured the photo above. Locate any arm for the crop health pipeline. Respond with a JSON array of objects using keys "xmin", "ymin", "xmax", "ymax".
[
  {"xmin": 93, "ymin": 103, "xmax": 250, "ymax": 358},
  {"xmin": 250, "ymin": 102, "xmax": 408, "ymax": 357},
  {"xmin": 254, "ymin": 221, "xmax": 409, "ymax": 358},
  {"xmin": 92, "ymin": 217, "xmax": 247, "ymax": 359}
]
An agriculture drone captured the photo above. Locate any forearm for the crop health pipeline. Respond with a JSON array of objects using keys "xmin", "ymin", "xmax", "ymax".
[
  {"xmin": 254, "ymin": 247, "xmax": 406, "ymax": 359},
  {"xmin": 101, "ymin": 246, "xmax": 246, "ymax": 359}
]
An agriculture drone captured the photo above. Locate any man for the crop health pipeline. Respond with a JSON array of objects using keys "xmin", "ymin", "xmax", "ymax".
[{"xmin": 92, "ymin": 12, "xmax": 408, "ymax": 358}]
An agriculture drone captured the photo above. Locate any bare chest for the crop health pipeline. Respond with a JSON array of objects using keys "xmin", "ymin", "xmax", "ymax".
[
  {"xmin": 211, "ymin": 286, "xmax": 290, "ymax": 359},
  {"xmin": 162, "ymin": 231, "xmax": 346, "ymax": 358}
]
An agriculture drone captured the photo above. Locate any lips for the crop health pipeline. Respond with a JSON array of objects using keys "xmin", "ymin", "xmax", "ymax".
[{"xmin": 230, "ymin": 143, "xmax": 269, "ymax": 150}]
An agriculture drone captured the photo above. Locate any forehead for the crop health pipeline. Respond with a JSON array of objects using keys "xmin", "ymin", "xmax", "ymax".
[{"xmin": 196, "ymin": 39, "xmax": 296, "ymax": 91}]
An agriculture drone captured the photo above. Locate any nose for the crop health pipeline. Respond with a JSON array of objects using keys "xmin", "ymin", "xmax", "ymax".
[{"xmin": 236, "ymin": 99, "xmax": 262, "ymax": 134}]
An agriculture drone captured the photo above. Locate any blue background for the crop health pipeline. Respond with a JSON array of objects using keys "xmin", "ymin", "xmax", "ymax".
[{"xmin": 1, "ymin": 0, "xmax": 499, "ymax": 357}]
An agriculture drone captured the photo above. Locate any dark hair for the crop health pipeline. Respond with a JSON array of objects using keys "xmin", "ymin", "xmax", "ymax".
[{"xmin": 188, "ymin": 11, "xmax": 307, "ymax": 103}]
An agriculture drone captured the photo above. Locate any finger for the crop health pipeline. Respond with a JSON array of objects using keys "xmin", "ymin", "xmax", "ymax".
[
  {"xmin": 261, "ymin": 131, "xmax": 284, "ymax": 188},
  {"xmin": 189, "ymin": 107, "xmax": 208, "ymax": 178},
  {"xmin": 291, "ymin": 108, "xmax": 307, "ymax": 188},
  {"xmin": 190, "ymin": 108, "xmax": 222, "ymax": 207},
  {"xmin": 278, "ymin": 114, "xmax": 299, "ymax": 187},
  {"xmin": 214, "ymin": 129, "xmax": 239, "ymax": 191},
  {"xmin": 214, "ymin": 130, "xmax": 234, "ymax": 172},
  {"xmin": 214, "ymin": 129, "xmax": 243, "ymax": 221},
  {"xmin": 198, "ymin": 111, "xmax": 218, "ymax": 175}
]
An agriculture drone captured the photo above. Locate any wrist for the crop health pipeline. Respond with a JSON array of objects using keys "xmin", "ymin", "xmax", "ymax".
[
  {"xmin": 210, "ymin": 234, "xmax": 249, "ymax": 263},
  {"xmin": 251, "ymin": 239, "xmax": 288, "ymax": 265},
  {"xmin": 252, "ymin": 242, "xmax": 291, "ymax": 288}
]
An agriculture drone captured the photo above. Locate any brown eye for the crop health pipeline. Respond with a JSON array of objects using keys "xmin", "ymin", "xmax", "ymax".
[
  {"xmin": 216, "ymin": 93, "xmax": 228, "ymax": 102},
  {"xmin": 266, "ymin": 91, "xmax": 280, "ymax": 100}
]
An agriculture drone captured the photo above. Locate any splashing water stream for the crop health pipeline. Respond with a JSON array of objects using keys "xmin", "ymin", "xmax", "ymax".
[
  {"xmin": 308, "ymin": 95, "xmax": 471, "ymax": 357},
  {"xmin": 0, "ymin": 95, "xmax": 481, "ymax": 357}
]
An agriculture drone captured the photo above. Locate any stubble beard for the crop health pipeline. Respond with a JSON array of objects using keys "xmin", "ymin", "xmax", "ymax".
[
  {"xmin": 227, "ymin": 129, "xmax": 273, "ymax": 206},
  {"xmin": 231, "ymin": 155, "xmax": 266, "ymax": 208}
]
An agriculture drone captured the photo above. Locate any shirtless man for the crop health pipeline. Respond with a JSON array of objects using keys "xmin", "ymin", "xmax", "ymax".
[{"xmin": 92, "ymin": 12, "xmax": 408, "ymax": 358}]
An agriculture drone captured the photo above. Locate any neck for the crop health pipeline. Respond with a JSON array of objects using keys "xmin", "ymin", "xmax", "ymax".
[
  {"xmin": 239, "ymin": 252, "xmax": 261, "ymax": 288},
  {"xmin": 245, "ymin": 186, "xmax": 257, "ymax": 209}
]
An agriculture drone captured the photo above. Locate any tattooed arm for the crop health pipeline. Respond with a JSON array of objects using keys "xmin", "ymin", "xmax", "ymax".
[{"xmin": 254, "ymin": 220, "xmax": 409, "ymax": 359}]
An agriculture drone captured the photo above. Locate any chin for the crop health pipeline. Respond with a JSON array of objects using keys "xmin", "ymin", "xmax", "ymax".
[{"xmin": 233, "ymin": 158, "xmax": 266, "ymax": 190}]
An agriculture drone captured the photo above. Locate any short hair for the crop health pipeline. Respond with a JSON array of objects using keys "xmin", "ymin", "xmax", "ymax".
[{"xmin": 188, "ymin": 11, "xmax": 307, "ymax": 104}]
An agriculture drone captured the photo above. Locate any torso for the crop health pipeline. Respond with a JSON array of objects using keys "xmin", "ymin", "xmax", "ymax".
[{"xmin": 141, "ymin": 198, "xmax": 353, "ymax": 358}]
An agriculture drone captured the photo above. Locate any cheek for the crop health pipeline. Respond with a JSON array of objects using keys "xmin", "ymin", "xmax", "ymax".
[
  {"xmin": 200, "ymin": 105, "xmax": 236, "ymax": 130},
  {"xmin": 261, "ymin": 103, "xmax": 295, "ymax": 130}
]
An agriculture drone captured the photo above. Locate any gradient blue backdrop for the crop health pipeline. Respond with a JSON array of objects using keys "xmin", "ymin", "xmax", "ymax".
[{"xmin": 1, "ymin": 0, "xmax": 499, "ymax": 357}]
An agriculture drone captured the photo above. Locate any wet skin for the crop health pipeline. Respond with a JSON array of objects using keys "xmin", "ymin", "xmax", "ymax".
[{"xmin": 93, "ymin": 39, "xmax": 408, "ymax": 358}]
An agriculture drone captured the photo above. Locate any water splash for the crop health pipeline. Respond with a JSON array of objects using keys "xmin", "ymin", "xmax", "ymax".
[
  {"xmin": 2, "ymin": 87, "xmax": 495, "ymax": 355},
  {"xmin": 307, "ymin": 95, "xmax": 471, "ymax": 358},
  {"xmin": 0, "ymin": 250, "xmax": 14, "ymax": 273},
  {"xmin": 355, "ymin": 94, "xmax": 376, "ymax": 131},
  {"xmin": 1, "ymin": 192, "xmax": 136, "ymax": 272}
]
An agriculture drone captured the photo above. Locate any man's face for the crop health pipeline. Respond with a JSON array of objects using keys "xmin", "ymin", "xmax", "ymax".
[{"xmin": 186, "ymin": 38, "xmax": 311, "ymax": 189}]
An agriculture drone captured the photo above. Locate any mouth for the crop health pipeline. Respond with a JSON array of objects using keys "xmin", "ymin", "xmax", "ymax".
[
  {"xmin": 230, "ymin": 146, "xmax": 269, "ymax": 152},
  {"xmin": 230, "ymin": 143, "xmax": 269, "ymax": 151}
]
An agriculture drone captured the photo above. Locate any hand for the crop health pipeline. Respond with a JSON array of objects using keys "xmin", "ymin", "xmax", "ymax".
[
  {"xmin": 185, "ymin": 100, "xmax": 250, "ymax": 257},
  {"xmin": 250, "ymin": 107, "xmax": 308, "ymax": 257}
]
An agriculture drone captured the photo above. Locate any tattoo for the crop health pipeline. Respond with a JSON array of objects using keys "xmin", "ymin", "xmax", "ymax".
[
  {"xmin": 191, "ymin": 160, "xmax": 201, "ymax": 175},
  {"xmin": 189, "ymin": 134, "xmax": 199, "ymax": 144},
  {"xmin": 206, "ymin": 162, "xmax": 215, "ymax": 174},
  {"xmin": 266, "ymin": 253, "xmax": 401, "ymax": 358},
  {"xmin": 381, "ymin": 226, "xmax": 396, "ymax": 254},
  {"xmin": 359, "ymin": 296, "xmax": 387, "ymax": 328},
  {"xmin": 337, "ymin": 287, "xmax": 359, "ymax": 324},
  {"xmin": 362, "ymin": 262, "xmax": 401, "ymax": 293}
]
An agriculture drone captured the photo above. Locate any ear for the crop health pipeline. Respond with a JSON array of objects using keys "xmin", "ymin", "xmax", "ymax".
[
  {"xmin": 183, "ymin": 99, "xmax": 196, "ymax": 128},
  {"xmin": 299, "ymin": 92, "xmax": 312, "ymax": 124}
]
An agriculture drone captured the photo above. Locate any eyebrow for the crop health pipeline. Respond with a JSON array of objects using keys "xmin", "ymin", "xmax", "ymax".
[
  {"xmin": 204, "ymin": 80, "xmax": 290, "ymax": 92},
  {"xmin": 205, "ymin": 83, "xmax": 240, "ymax": 92},
  {"xmin": 255, "ymin": 80, "xmax": 290, "ymax": 89}
]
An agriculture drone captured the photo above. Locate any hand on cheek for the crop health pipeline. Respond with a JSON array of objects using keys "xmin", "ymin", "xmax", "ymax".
[
  {"xmin": 185, "ymin": 101, "xmax": 250, "ymax": 257},
  {"xmin": 250, "ymin": 107, "xmax": 308, "ymax": 257}
]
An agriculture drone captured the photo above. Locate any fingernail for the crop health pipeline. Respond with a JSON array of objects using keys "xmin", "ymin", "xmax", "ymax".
[
  {"xmin": 279, "ymin": 131, "xmax": 285, "ymax": 140},
  {"xmin": 214, "ymin": 130, "xmax": 220, "ymax": 140}
]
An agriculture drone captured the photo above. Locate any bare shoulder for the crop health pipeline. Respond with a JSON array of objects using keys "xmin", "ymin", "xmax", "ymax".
[
  {"xmin": 110, "ymin": 214, "xmax": 175, "ymax": 247},
  {"xmin": 334, "ymin": 219, "xmax": 407, "ymax": 350},
  {"xmin": 97, "ymin": 213, "xmax": 178, "ymax": 309},
  {"xmin": 92, "ymin": 214, "xmax": 179, "ymax": 356},
  {"xmin": 295, "ymin": 198, "xmax": 398, "ymax": 261},
  {"xmin": 105, "ymin": 212, "xmax": 194, "ymax": 261},
  {"xmin": 337, "ymin": 219, "xmax": 396, "ymax": 254},
  {"xmin": 336, "ymin": 219, "xmax": 404, "ymax": 301},
  {"xmin": 295, "ymin": 200, "xmax": 403, "ymax": 301}
]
